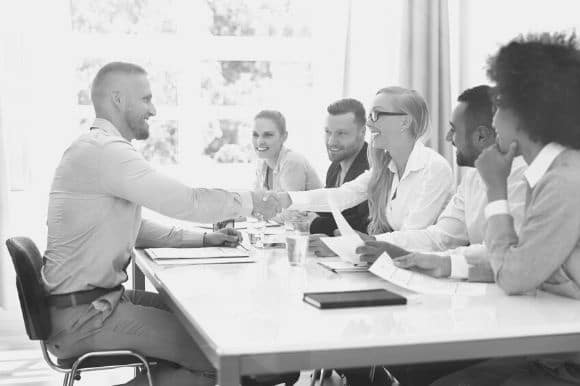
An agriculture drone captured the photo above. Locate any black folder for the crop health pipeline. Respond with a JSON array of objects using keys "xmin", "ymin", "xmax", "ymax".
[{"xmin": 303, "ymin": 289, "xmax": 407, "ymax": 309}]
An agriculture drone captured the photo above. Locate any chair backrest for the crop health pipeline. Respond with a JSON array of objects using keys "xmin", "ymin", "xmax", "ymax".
[{"xmin": 5, "ymin": 237, "xmax": 51, "ymax": 340}]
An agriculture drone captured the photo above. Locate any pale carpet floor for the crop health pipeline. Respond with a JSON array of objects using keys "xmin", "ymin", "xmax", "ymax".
[{"xmin": 0, "ymin": 309, "xmax": 343, "ymax": 386}]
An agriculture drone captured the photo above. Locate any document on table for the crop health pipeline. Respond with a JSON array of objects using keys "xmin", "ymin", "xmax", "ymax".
[
  {"xmin": 146, "ymin": 246, "xmax": 249, "ymax": 260},
  {"xmin": 328, "ymin": 192, "xmax": 357, "ymax": 236},
  {"xmin": 320, "ymin": 235, "xmax": 365, "ymax": 264},
  {"xmin": 320, "ymin": 192, "xmax": 365, "ymax": 264},
  {"xmin": 369, "ymin": 253, "xmax": 491, "ymax": 296},
  {"xmin": 318, "ymin": 259, "xmax": 369, "ymax": 273},
  {"xmin": 153, "ymin": 257, "xmax": 256, "ymax": 266}
]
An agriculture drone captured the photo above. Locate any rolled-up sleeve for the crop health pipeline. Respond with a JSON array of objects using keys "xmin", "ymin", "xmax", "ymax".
[
  {"xmin": 486, "ymin": 173, "xmax": 580, "ymax": 294},
  {"xmin": 135, "ymin": 219, "xmax": 204, "ymax": 248},
  {"xmin": 99, "ymin": 139, "xmax": 252, "ymax": 223}
]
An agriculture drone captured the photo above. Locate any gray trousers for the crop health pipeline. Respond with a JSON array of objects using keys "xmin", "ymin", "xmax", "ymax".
[{"xmin": 47, "ymin": 290, "xmax": 216, "ymax": 385}]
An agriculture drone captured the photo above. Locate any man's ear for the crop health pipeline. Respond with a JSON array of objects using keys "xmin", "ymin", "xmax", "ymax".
[
  {"xmin": 111, "ymin": 90, "xmax": 123, "ymax": 109},
  {"xmin": 359, "ymin": 125, "xmax": 367, "ymax": 138},
  {"xmin": 401, "ymin": 116, "xmax": 411, "ymax": 130}
]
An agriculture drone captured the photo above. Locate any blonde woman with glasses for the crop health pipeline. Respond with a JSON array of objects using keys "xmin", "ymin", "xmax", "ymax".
[{"xmin": 276, "ymin": 87, "xmax": 453, "ymax": 240}]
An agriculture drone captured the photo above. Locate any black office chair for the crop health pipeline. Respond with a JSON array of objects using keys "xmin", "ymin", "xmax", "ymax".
[{"xmin": 5, "ymin": 237, "xmax": 155, "ymax": 386}]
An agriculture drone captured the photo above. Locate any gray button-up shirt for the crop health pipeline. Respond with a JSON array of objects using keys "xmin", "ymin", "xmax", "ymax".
[{"xmin": 42, "ymin": 118, "xmax": 252, "ymax": 295}]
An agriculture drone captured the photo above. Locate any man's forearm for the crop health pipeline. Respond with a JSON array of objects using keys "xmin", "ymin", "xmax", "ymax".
[{"xmin": 135, "ymin": 219, "xmax": 203, "ymax": 248}]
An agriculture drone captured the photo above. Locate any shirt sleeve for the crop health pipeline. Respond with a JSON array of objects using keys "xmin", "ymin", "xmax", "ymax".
[
  {"xmin": 375, "ymin": 177, "xmax": 468, "ymax": 250},
  {"xmin": 135, "ymin": 218, "xmax": 203, "ymax": 248},
  {"xmin": 288, "ymin": 170, "xmax": 370, "ymax": 212},
  {"xmin": 98, "ymin": 139, "xmax": 253, "ymax": 223},
  {"xmin": 399, "ymin": 160, "xmax": 453, "ymax": 231},
  {"xmin": 486, "ymin": 172, "xmax": 580, "ymax": 294}
]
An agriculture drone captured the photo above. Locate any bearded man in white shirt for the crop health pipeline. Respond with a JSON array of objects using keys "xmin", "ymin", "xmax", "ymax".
[
  {"xmin": 356, "ymin": 85, "xmax": 528, "ymax": 283},
  {"xmin": 42, "ymin": 62, "xmax": 284, "ymax": 386}
]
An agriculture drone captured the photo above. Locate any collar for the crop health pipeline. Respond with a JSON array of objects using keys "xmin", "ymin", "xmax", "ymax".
[
  {"xmin": 510, "ymin": 155, "xmax": 527, "ymax": 174},
  {"xmin": 91, "ymin": 118, "xmax": 123, "ymax": 138},
  {"xmin": 387, "ymin": 141, "xmax": 427, "ymax": 177},
  {"xmin": 523, "ymin": 142, "xmax": 566, "ymax": 188}
]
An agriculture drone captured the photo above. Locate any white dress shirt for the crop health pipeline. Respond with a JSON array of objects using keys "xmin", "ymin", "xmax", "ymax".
[
  {"xmin": 42, "ymin": 118, "xmax": 253, "ymax": 295},
  {"xmin": 288, "ymin": 141, "xmax": 453, "ymax": 231},
  {"xmin": 376, "ymin": 157, "xmax": 528, "ymax": 277}
]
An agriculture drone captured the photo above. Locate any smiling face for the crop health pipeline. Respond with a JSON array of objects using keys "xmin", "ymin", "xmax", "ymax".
[
  {"xmin": 252, "ymin": 117, "xmax": 287, "ymax": 160},
  {"xmin": 121, "ymin": 74, "xmax": 156, "ymax": 140},
  {"xmin": 366, "ymin": 92, "xmax": 410, "ymax": 151},
  {"xmin": 325, "ymin": 112, "xmax": 365, "ymax": 162}
]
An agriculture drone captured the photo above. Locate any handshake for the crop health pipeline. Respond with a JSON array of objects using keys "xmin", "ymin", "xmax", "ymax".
[{"xmin": 250, "ymin": 191, "xmax": 292, "ymax": 220}]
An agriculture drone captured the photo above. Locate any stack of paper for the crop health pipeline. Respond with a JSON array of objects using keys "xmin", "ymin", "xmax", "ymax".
[{"xmin": 145, "ymin": 246, "xmax": 255, "ymax": 266}]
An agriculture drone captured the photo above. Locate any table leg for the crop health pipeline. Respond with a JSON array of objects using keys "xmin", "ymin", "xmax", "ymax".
[
  {"xmin": 218, "ymin": 357, "xmax": 240, "ymax": 386},
  {"xmin": 132, "ymin": 257, "xmax": 145, "ymax": 291}
]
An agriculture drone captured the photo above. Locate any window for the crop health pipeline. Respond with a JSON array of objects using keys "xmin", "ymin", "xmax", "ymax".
[{"xmin": 70, "ymin": 0, "xmax": 348, "ymax": 190}]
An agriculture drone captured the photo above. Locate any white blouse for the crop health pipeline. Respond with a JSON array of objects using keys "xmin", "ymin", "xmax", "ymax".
[{"xmin": 288, "ymin": 141, "xmax": 453, "ymax": 231}]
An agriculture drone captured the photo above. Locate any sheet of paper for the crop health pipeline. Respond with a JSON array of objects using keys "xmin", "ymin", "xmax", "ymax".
[
  {"xmin": 320, "ymin": 234, "xmax": 364, "ymax": 264},
  {"xmin": 327, "ymin": 192, "xmax": 357, "ymax": 236},
  {"xmin": 369, "ymin": 254, "xmax": 490, "ymax": 296},
  {"xmin": 155, "ymin": 257, "xmax": 256, "ymax": 266},
  {"xmin": 318, "ymin": 259, "xmax": 369, "ymax": 273},
  {"xmin": 146, "ymin": 246, "xmax": 249, "ymax": 260}
]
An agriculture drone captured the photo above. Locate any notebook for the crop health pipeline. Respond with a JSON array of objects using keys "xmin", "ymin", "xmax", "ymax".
[{"xmin": 303, "ymin": 289, "xmax": 407, "ymax": 309}]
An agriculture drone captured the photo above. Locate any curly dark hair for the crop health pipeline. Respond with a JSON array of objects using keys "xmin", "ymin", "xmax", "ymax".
[{"xmin": 486, "ymin": 32, "xmax": 580, "ymax": 148}]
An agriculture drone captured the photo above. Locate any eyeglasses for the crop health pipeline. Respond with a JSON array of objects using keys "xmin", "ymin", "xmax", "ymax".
[{"xmin": 367, "ymin": 110, "xmax": 407, "ymax": 122}]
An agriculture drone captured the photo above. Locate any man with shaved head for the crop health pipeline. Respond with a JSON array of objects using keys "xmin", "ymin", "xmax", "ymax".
[
  {"xmin": 41, "ymin": 62, "xmax": 284, "ymax": 385},
  {"xmin": 90, "ymin": 62, "xmax": 155, "ymax": 141}
]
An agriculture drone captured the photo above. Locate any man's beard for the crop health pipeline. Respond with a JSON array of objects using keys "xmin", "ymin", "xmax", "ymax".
[{"xmin": 455, "ymin": 151, "xmax": 475, "ymax": 167}]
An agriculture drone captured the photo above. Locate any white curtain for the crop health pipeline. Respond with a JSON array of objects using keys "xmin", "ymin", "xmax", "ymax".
[
  {"xmin": 342, "ymin": 0, "xmax": 404, "ymax": 106},
  {"xmin": 0, "ymin": 96, "xmax": 9, "ymax": 309},
  {"xmin": 0, "ymin": 0, "xmax": 75, "ymax": 308},
  {"xmin": 399, "ymin": 0, "xmax": 452, "ymax": 162}
]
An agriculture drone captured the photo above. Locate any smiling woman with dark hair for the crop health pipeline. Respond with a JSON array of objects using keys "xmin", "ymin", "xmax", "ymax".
[
  {"xmin": 433, "ymin": 32, "xmax": 580, "ymax": 386},
  {"xmin": 252, "ymin": 109, "xmax": 322, "ymax": 192}
]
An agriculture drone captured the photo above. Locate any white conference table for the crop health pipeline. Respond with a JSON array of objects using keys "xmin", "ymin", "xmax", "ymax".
[{"xmin": 133, "ymin": 241, "xmax": 580, "ymax": 386}]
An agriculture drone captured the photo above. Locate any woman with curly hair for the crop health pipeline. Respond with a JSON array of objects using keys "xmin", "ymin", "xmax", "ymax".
[{"xmin": 433, "ymin": 32, "xmax": 580, "ymax": 386}]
